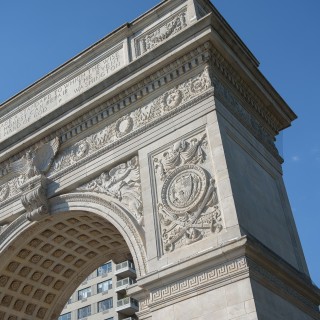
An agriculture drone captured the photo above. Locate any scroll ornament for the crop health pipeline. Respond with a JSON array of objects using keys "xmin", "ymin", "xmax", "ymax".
[
  {"xmin": 11, "ymin": 138, "xmax": 60, "ymax": 221},
  {"xmin": 77, "ymin": 156, "xmax": 143, "ymax": 225},
  {"xmin": 154, "ymin": 134, "xmax": 223, "ymax": 252}
]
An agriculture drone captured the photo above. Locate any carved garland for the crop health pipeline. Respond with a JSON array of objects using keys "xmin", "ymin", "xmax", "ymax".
[{"xmin": 136, "ymin": 8, "xmax": 188, "ymax": 56}]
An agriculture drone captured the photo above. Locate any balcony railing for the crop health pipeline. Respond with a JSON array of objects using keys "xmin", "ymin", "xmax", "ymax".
[
  {"xmin": 116, "ymin": 297, "xmax": 139, "ymax": 315},
  {"xmin": 115, "ymin": 261, "xmax": 136, "ymax": 278},
  {"xmin": 115, "ymin": 277, "xmax": 135, "ymax": 291}
]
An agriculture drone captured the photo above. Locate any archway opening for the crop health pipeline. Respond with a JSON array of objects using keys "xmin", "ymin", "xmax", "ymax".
[{"xmin": 0, "ymin": 210, "xmax": 136, "ymax": 320}]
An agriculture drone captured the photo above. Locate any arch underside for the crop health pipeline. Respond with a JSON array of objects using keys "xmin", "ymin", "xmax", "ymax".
[{"xmin": 0, "ymin": 193, "xmax": 146, "ymax": 320}]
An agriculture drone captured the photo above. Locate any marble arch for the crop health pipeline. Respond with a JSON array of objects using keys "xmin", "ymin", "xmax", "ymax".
[
  {"xmin": 0, "ymin": 192, "xmax": 146, "ymax": 320},
  {"xmin": 0, "ymin": 0, "xmax": 319, "ymax": 319}
]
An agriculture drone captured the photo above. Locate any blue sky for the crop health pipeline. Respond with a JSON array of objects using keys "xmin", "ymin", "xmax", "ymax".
[{"xmin": 0, "ymin": 1, "xmax": 319, "ymax": 286}]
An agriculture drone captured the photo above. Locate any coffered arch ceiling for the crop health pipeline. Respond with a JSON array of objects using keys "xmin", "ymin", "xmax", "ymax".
[{"xmin": 0, "ymin": 193, "xmax": 147, "ymax": 320}]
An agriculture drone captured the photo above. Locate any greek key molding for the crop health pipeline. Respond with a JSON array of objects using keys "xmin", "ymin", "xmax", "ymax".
[
  {"xmin": 150, "ymin": 257, "xmax": 248, "ymax": 305},
  {"xmin": 153, "ymin": 132, "xmax": 223, "ymax": 253},
  {"xmin": 77, "ymin": 156, "xmax": 143, "ymax": 225}
]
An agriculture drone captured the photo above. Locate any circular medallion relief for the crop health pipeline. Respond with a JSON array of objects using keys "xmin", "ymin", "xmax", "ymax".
[
  {"xmin": 161, "ymin": 164, "xmax": 207, "ymax": 214},
  {"xmin": 164, "ymin": 89, "xmax": 182, "ymax": 109},
  {"xmin": 115, "ymin": 115, "xmax": 133, "ymax": 138}
]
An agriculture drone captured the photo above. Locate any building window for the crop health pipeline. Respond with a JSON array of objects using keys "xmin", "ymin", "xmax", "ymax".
[
  {"xmin": 97, "ymin": 279, "xmax": 112, "ymax": 293},
  {"xmin": 78, "ymin": 287, "xmax": 91, "ymax": 300},
  {"xmin": 59, "ymin": 313, "xmax": 71, "ymax": 320},
  {"xmin": 81, "ymin": 271, "xmax": 96, "ymax": 284},
  {"xmin": 98, "ymin": 298, "xmax": 113, "ymax": 312},
  {"xmin": 97, "ymin": 262, "xmax": 112, "ymax": 276},
  {"xmin": 78, "ymin": 305, "xmax": 91, "ymax": 319}
]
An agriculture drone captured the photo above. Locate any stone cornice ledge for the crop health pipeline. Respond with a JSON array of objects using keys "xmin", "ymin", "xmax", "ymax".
[
  {"xmin": 129, "ymin": 236, "xmax": 248, "ymax": 310},
  {"xmin": 129, "ymin": 235, "xmax": 320, "ymax": 317},
  {"xmin": 245, "ymin": 235, "xmax": 320, "ymax": 308}
]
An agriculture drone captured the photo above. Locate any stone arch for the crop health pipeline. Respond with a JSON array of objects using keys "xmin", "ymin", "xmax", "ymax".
[{"xmin": 0, "ymin": 192, "xmax": 147, "ymax": 320}]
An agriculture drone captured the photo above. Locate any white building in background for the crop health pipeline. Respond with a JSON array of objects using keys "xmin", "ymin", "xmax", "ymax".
[{"xmin": 59, "ymin": 260, "xmax": 138, "ymax": 320}]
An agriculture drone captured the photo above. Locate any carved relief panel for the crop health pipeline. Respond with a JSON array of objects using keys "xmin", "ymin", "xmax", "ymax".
[
  {"xmin": 152, "ymin": 131, "xmax": 223, "ymax": 253},
  {"xmin": 134, "ymin": 7, "xmax": 188, "ymax": 57},
  {"xmin": 77, "ymin": 156, "xmax": 143, "ymax": 225}
]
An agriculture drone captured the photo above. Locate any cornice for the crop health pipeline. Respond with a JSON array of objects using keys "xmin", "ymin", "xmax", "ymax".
[
  {"xmin": 0, "ymin": 38, "xmax": 287, "ymax": 208},
  {"xmin": 129, "ymin": 235, "xmax": 319, "ymax": 318},
  {"xmin": 245, "ymin": 235, "xmax": 320, "ymax": 316},
  {"xmin": 0, "ymin": 42, "xmax": 211, "ymax": 178},
  {"xmin": 0, "ymin": 32, "xmax": 282, "ymax": 179}
]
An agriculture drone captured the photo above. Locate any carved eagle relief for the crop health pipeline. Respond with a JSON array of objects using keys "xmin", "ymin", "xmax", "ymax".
[{"xmin": 11, "ymin": 138, "xmax": 60, "ymax": 179}]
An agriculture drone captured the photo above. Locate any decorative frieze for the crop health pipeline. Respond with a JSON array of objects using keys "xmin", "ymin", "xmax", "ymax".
[
  {"xmin": 49, "ymin": 67, "xmax": 212, "ymax": 177},
  {"xmin": 0, "ymin": 64, "xmax": 212, "ymax": 206},
  {"xmin": 0, "ymin": 41, "xmax": 284, "ymax": 210},
  {"xmin": 0, "ymin": 43, "xmax": 211, "ymax": 179},
  {"xmin": 150, "ymin": 257, "xmax": 248, "ymax": 305},
  {"xmin": 0, "ymin": 40, "xmax": 283, "ymax": 184},
  {"xmin": 135, "ymin": 8, "xmax": 188, "ymax": 57},
  {"xmin": 153, "ymin": 132, "xmax": 223, "ymax": 253},
  {"xmin": 0, "ymin": 45, "xmax": 124, "ymax": 143},
  {"xmin": 77, "ymin": 156, "xmax": 143, "ymax": 225}
]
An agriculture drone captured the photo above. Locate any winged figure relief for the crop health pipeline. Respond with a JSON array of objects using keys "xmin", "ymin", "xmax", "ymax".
[{"xmin": 11, "ymin": 138, "xmax": 60, "ymax": 179}]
